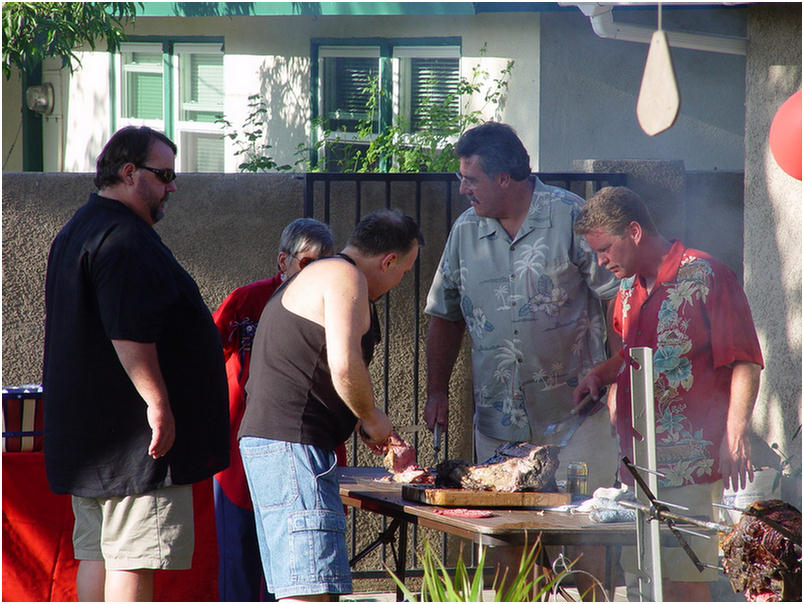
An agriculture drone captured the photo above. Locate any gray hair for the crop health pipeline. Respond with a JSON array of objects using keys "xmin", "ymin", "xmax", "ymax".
[
  {"xmin": 455, "ymin": 121, "xmax": 531, "ymax": 181},
  {"xmin": 278, "ymin": 218, "xmax": 335, "ymax": 258}
]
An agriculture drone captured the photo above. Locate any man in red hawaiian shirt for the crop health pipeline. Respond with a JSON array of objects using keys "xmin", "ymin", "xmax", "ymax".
[
  {"xmin": 212, "ymin": 218, "xmax": 335, "ymax": 602},
  {"xmin": 573, "ymin": 186, "xmax": 763, "ymax": 601}
]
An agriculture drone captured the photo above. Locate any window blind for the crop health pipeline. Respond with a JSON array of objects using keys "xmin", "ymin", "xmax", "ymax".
[
  {"xmin": 181, "ymin": 53, "xmax": 224, "ymax": 122},
  {"xmin": 323, "ymin": 56, "xmax": 379, "ymax": 131},
  {"xmin": 122, "ymin": 52, "xmax": 163, "ymax": 120},
  {"xmin": 410, "ymin": 57, "xmax": 459, "ymax": 131}
]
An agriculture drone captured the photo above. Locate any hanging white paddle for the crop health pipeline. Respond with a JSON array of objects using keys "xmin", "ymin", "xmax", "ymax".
[{"xmin": 636, "ymin": 6, "xmax": 680, "ymax": 136}]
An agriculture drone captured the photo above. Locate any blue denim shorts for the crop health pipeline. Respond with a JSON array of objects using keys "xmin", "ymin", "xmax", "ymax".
[{"xmin": 240, "ymin": 437, "xmax": 352, "ymax": 599}]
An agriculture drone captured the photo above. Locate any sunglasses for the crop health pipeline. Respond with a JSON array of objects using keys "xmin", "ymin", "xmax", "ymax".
[{"xmin": 137, "ymin": 165, "xmax": 177, "ymax": 183}]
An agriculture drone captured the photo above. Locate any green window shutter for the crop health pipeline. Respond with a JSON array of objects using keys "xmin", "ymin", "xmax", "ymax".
[
  {"xmin": 122, "ymin": 51, "xmax": 163, "ymax": 120},
  {"xmin": 410, "ymin": 57, "xmax": 459, "ymax": 131},
  {"xmin": 323, "ymin": 56, "xmax": 379, "ymax": 132},
  {"xmin": 181, "ymin": 53, "xmax": 223, "ymax": 122}
]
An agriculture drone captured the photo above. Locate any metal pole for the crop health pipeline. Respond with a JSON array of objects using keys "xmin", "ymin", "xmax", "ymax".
[{"xmin": 629, "ymin": 346, "xmax": 663, "ymax": 601}]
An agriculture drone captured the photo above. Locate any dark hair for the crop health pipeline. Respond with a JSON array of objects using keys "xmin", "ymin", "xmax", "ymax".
[
  {"xmin": 278, "ymin": 218, "xmax": 335, "ymax": 258},
  {"xmin": 94, "ymin": 126, "xmax": 177, "ymax": 190},
  {"xmin": 455, "ymin": 121, "xmax": 531, "ymax": 181},
  {"xmin": 574, "ymin": 186, "xmax": 659, "ymax": 236},
  {"xmin": 347, "ymin": 209, "xmax": 424, "ymax": 257}
]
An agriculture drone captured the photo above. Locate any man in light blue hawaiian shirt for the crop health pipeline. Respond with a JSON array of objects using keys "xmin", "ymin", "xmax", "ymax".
[{"xmin": 424, "ymin": 122, "xmax": 620, "ymax": 487}]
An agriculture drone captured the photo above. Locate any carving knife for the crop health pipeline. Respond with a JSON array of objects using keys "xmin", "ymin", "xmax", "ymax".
[{"xmin": 433, "ymin": 423, "xmax": 442, "ymax": 465}]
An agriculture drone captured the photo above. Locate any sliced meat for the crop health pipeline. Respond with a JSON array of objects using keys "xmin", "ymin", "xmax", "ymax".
[
  {"xmin": 391, "ymin": 468, "xmax": 432, "ymax": 484},
  {"xmin": 381, "ymin": 433, "xmax": 434, "ymax": 484},
  {"xmin": 432, "ymin": 508, "xmax": 496, "ymax": 518},
  {"xmin": 435, "ymin": 442, "xmax": 560, "ymax": 493},
  {"xmin": 383, "ymin": 433, "xmax": 417, "ymax": 474}
]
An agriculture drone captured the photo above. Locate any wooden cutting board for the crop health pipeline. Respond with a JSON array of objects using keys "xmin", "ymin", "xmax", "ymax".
[{"xmin": 402, "ymin": 485, "xmax": 570, "ymax": 508}]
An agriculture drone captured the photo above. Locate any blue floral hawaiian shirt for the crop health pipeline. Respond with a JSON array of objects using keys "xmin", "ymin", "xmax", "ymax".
[{"xmin": 425, "ymin": 177, "xmax": 620, "ymax": 442}]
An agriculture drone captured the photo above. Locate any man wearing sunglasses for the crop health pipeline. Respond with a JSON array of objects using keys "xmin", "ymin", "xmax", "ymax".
[{"xmin": 42, "ymin": 126, "xmax": 229, "ymax": 601}]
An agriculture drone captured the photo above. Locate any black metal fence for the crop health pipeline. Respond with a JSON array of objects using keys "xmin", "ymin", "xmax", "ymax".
[{"xmin": 303, "ymin": 171, "xmax": 627, "ymax": 581}]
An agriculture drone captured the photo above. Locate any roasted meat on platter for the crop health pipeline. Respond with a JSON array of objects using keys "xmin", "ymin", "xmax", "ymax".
[
  {"xmin": 435, "ymin": 441, "xmax": 560, "ymax": 492},
  {"xmin": 720, "ymin": 499, "xmax": 801, "ymax": 602}
]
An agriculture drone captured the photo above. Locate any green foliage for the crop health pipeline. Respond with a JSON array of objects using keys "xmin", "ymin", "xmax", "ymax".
[
  {"xmin": 324, "ymin": 50, "xmax": 515, "ymax": 173},
  {"xmin": 216, "ymin": 95, "xmax": 299, "ymax": 173},
  {"xmin": 386, "ymin": 538, "xmax": 574, "ymax": 602},
  {"xmin": 2, "ymin": 2, "xmax": 139, "ymax": 79}
]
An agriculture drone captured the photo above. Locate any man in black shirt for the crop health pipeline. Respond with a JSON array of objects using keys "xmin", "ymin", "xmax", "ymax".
[
  {"xmin": 239, "ymin": 209, "xmax": 423, "ymax": 601},
  {"xmin": 42, "ymin": 126, "xmax": 229, "ymax": 601}
]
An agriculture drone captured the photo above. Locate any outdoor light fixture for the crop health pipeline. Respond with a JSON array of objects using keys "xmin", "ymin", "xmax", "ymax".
[{"xmin": 25, "ymin": 83, "xmax": 55, "ymax": 115}]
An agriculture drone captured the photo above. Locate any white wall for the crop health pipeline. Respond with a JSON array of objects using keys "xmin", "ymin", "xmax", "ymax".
[{"xmin": 2, "ymin": 70, "xmax": 23, "ymax": 171}]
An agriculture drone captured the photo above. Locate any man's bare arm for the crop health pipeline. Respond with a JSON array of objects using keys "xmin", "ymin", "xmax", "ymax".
[
  {"xmin": 322, "ymin": 265, "xmax": 392, "ymax": 446},
  {"xmin": 424, "ymin": 315, "xmax": 466, "ymax": 431},
  {"xmin": 111, "ymin": 340, "xmax": 175, "ymax": 458},
  {"xmin": 719, "ymin": 360, "xmax": 761, "ymax": 491}
]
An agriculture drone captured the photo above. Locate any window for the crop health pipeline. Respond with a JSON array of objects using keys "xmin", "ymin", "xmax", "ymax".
[
  {"xmin": 314, "ymin": 41, "xmax": 460, "ymax": 170},
  {"xmin": 394, "ymin": 46, "xmax": 460, "ymax": 132},
  {"xmin": 321, "ymin": 49, "xmax": 380, "ymax": 133},
  {"xmin": 116, "ymin": 41, "xmax": 225, "ymax": 172}
]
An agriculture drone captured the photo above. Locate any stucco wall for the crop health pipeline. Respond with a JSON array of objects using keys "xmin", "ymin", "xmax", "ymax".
[{"xmin": 743, "ymin": 3, "xmax": 802, "ymax": 503}]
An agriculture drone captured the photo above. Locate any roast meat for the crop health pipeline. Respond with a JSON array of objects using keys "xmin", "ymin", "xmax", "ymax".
[
  {"xmin": 435, "ymin": 441, "xmax": 560, "ymax": 492},
  {"xmin": 720, "ymin": 499, "xmax": 801, "ymax": 602},
  {"xmin": 382, "ymin": 433, "xmax": 434, "ymax": 484}
]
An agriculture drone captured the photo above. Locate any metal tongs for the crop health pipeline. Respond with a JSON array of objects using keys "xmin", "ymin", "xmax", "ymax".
[{"xmin": 544, "ymin": 388, "xmax": 607, "ymax": 447}]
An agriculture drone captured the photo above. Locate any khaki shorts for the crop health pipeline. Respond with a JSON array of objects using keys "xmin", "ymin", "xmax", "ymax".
[
  {"xmin": 621, "ymin": 480, "xmax": 723, "ymax": 583},
  {"xmin": 72, "ymin": 483, "xmax": 194, "ymax": 570}
]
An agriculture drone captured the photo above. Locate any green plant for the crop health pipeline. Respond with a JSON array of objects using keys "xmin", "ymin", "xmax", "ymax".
[
  {"xmin": 2, "ymin": 2, "xmax": 139, "ymax": 79},
  {"xmin": 217, "ymin": 95, "xmax": 298, "ymax": 172},
  {"xmin": 385, "ymin": 538, "xmax": 575, "ymax": 602}
]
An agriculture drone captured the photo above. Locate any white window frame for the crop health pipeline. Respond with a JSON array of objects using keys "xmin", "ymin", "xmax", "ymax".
[
  {"xmin": 115, "ymin": 41, "xmax": 224, "ymax": 172},
  {"xmin": 172, "ymin": 43, "xmax": 225, "ymax": 172},
  {"xmin": 116, "ymin": 42, "xmax": 165, "ymax": 131}
]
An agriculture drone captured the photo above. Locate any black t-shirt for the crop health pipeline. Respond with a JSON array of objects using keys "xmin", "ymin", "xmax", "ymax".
[
  {"xmin": 239, "ymin": 255, "xmax": 380, "ymax": 449},
  {"xmin": 42, "ymin": 193, "xmax": 229, "ymax": 497}
]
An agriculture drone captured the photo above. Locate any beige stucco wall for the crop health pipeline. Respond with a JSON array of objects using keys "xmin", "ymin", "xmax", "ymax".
[
  {"xmin": 743, "ymin": 3, "xmax": 802, "ymax": 504},
  {"xmin": 1, "ymin": 172, "xmax": 476, "ymax": 465}
]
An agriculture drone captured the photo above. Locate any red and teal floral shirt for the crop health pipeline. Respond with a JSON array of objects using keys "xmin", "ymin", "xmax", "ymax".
[{"xmin": 613, "ymin": 240, "xmax": 763, "ymax": 487}]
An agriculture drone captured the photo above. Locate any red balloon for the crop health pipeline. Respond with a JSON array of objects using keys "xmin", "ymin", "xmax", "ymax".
[{"xmin": 769, "ymin": 90, "xmax": 802, "ymax": 180}]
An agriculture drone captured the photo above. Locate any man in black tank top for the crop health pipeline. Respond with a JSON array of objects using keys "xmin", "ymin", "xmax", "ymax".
[{"xmin": 239, "ymin": 209, "xmax": 423, "ymax": 601}]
